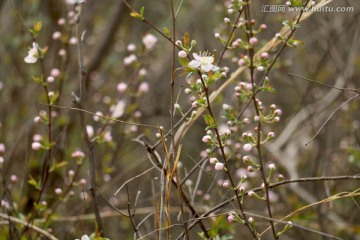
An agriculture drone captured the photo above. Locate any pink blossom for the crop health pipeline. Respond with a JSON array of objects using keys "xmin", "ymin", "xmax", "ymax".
[
  {"xmin": 243, "ymin": 143, "xmax": 253, "ymax": 152},
  {"xmin": 10, "ymin": 175, "xmax": 18, "ymax": 183},
  {"xmin": 50, "ymin": 68, "xmax": 61, "ymax": 78},
  {"xmin": 32, "ymin": 142, "xmax": 42, "ymax": 150},
  {"xmin": 248, "ymin": 190, "xmax": 255, "ymax": 198},
  {"xmin": 71, "ymin": 150, "xmax": 85, "ymax": 159},
  {"xmin": 127, "ymin": 43, "xmax": 136, "ymax": 52},
  {"xmin": 0, "ymin": 143, "xmax": 5, "ymax": 153},
  {"xmin": 209, "ymin": 157, "xmax": 218, "ymax": 165},
  {"xmin": 117, "ymin": 82, "xmax": 128, "ymax": 93},
  {"xmin": 202, "ymin": 135, "xmax": 211, "ymax": 143},
  {"xmin": 222, "ymin": 181, "xmax": 230, "ymax": 189},
  {"xmin": 227, "ymin": 214, "xmax": 235, "ymax": 223},
  {"xmin": 57, "ymin": 18, "xmax": 65, "ymax": 25},
  {"xmin": 178, "ymin": 50, "xmax": 187, "ymax": 58},
  {"xmin": 249, "ymin": 37, "xmax": 258, "ymax": 45},
  {"xmin": 54, "ymin": 188, "xmax": 62, "ymax": 195},
  {"xmin": 138, "ymin": 82, "xmax": 150, "ymax": 93},
  {"xmin": 52, "ymin": 31, "xmax": 61, "ymax": 40},
  {"xmin": 142, "ymin": 33, "xmax": 158, "ymax": 50},
  {"xmin": 123, "ymin": 54, "xmax": 137, "ymax": 66},
  {"xmin": 215, "ymin": 162, "xmax": 224, "ymax": 171}
]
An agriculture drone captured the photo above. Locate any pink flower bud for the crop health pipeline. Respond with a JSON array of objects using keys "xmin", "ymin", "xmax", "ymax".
[
  {"xmin": 52, "ymin": 31, "xmax": 61, "ymax": 40},
  {"xmin": 178, "ymin": 50, "xmax": 187, "ymax": 58},
  {"xmin": 243, "ymin": 143, "xmax": 253, "ymax": 152},
  {"xmin": 50, "ymin": 68, "xmax": 61, "ymax": 78},
  {"xmin": 249, "ymin": 37, "xmax": 258, "ymax": 45},
  {"xmin": 54, "ymin": 188, "xmax": 62, "ymax": 195},
  {"xmin": 222, "ymin": 181, "xmax": 230, "ymax": 189},
  {"xmin": 215, "ymin": 162, "xmax": 224, "ymax": 171},
  {"xmin": 202, "ymin": 135, "xmax": 211, "ymax": 143},
  {"xmin": 138, "ymin": 82, "xmax": 150, "ymax": 93},
  {"xmin": 117, "ymin": 82, "xmax": 128, "ymax": 93},
  {"xmin": 209, "ymin": 157, "xmax": 218, "ymax": 165},
  {"xmin": 227, "ymin": 214, "xmax": 235, "ymax": 223},
  {"xmin": 32, "ymin": 142, "xmax": 42, "ymax": 150}
]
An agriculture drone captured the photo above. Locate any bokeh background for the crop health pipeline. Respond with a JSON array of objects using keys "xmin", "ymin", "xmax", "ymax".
[{"xmin": 0, "ymin": 0, "xmax": 360, "ymax": 239}]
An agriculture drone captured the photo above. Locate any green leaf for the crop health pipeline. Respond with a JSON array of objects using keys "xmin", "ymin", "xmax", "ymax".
[
  {"xmin": 178, "ymin": 56, "xmax": 189, "ymax": 67},
  {"xmin": 130, "ymin": 6, "xmax": 145, "ymax": 20},
  {"xmin": 164, "ymin": 27, "xmax": 171, "ymax": 38},
  {"xmin": 33, "ymin": 21, "xmax": 42, "ymax": 32},
  {"xmin": 32, "ymin": 75, "xmax": 45, "ymax": 86},
  {"xmin": 49, "ymin": 161, "xmax": 68, "ymax": 172},
  {"xmin": 140, "ymin": 6, "xmax": 145, "ymax": 16},
  {"xmin": 290, "ymin": 0, "xmax": 303, "ymax": 7},
  {"xmin": 204, "ymin": 114, "xmax": 217, "ymax": 130},
  {"xmin": 29, "ymin": 21, "xmax": 42, "ymax": 37},
  {"xmin": 282, "ymin": 19, "xmax": 292, "ymax": 29},
  {"xmin": 28, "ymin": 175, "xmax": 41, "ymax": 190}
]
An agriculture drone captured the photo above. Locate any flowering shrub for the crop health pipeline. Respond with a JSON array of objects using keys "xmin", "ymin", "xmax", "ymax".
[{"xmin": 0, "ymin": 0, "xmax": 359, "ymax": 239}]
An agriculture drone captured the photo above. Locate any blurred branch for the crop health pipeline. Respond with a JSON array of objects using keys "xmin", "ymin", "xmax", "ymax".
[
  {"xmin": 84, "ymin": 0, "xmax": 125, "ymax": 86},
  {"xmin": 0, "ymin": 213, "xmax": 58, "ymax": 240},
  {"xmin": 75, "ymin": 2, "xmax": 104, "ymax": 236}
]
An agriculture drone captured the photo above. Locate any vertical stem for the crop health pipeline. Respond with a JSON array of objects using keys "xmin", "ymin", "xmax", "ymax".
[
  {"xmin": 169, "ymin": 0, "xmax": 189, "ymax": 239},
  {"xmin": 243, "ymin": 0, "xmax": 277, "ymax": 238},
  {"xmin": 75, "ymin": 3, "xmax": 104, "ymax": 236}
]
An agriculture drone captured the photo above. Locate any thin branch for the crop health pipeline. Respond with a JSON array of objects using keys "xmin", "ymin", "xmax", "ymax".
[
  {"xmin": 305, "ymin": 94, "xmax": 360, "ymax": 146},
  {"xmin": 42, "ymin": 103, "xmax": 160, "ymax": 129},
  {"xmin": 75, "ymin": 3, "xmax": 104, "ymax": 235},
  {"xmin": 288, "ymin": 73, "xmax": 360, "ymax": 93},
  {"xmin": 0, "ymin": 213, "xmax": 58, "ymax": 240}
]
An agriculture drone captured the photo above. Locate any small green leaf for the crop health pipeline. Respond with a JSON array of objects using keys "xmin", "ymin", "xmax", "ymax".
[
  {"xmin": 140, "ymin": 6, "xmax": 145, "ymax": 17},
  {"xmin": 29, "ymin": 21, "xmax": 42, "ymax": 37},
  {"xmin": 33, "ymin": 21, "xmax": 42, "ymax": 32},
  {"xmin": 49, "ymin": 161, "xmax": 68, "ymax": 172},
  {"xmin": 282, "ymin": 19, "xmax": 292, "ymax": 29},
  {"xmin": 32, "ymin": 75, "xmax": 45, "ymax": 86},
  {"xmin": 28, "ymin": 175, "xmax": 41, "ymax": 190},
  {"xmin": 164, "ymin": 27, "xmax": 171, "ymax": 38},
  {"xmin": 290, "ymin": 0, "xmax": 303, "ymax": 7},
  {"xmin": 178, "ymin": 56, "xmax": 189, "ymax": 67}
]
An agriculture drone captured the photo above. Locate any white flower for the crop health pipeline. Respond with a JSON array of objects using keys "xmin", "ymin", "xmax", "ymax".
[
  {"xmin": 142, "ymin": 33, "xmax": 158, "ymax": 50},
  {"xmin": 80, "ymin": 234, "xmax": 90, "ymax": 240},
  {"xmin": 86, "ymin": 125, "xmax": 94, "ymax": 138},
  {"xmin": 110, "ymin": 100, "xmax": 126, "ymax": 118},
  {"xmin": 66, "ymin": 0, "xmax": 85, "ymax": 4},
  {"xmin": 188, "ymin": 53, "xmax": 219, "ymax": 72},
  {"xmin": 24, "ymin": 42, "xmax": 39, "ymax": 64}
]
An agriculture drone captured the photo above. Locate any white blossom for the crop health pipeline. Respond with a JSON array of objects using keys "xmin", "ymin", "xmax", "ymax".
[
  {"xmin": 188, "ymin": 53, "xmax": 219, "ymax": 72},
  {"xmin": 24, "ymin": 42, "xmax": 39, "ymax": 64}
]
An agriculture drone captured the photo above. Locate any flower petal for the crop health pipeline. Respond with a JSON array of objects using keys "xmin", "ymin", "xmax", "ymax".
[
  {"xmin": 24, "ymin": 56, "xmax": 37, "ymax": 64},
  {"xmin": 201, "ymin": 63, "xmax": 213, "ymax": 72},
  {"xmin": 192, "ymin": 53, "xmax": 201, "ymax": 60},
  {"xmin": 188, "ymin": 60, "xmax": 201, "ymax": 69}
]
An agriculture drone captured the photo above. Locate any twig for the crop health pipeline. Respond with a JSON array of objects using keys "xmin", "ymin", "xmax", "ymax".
[
  {"xmin": 288, "ymin": 73, "xmax": 360, "ymax": 93},
  {"xmin": 41, "ymin": 103, "xmax": 159, "ymax": 129},
  {"xmin": 126, "ymin": 184, "xmax": 138, "ymax": 238},
  {"xmin": 305, "ymin": 94, "xmax": 360, "ymax": 146},
  {"xmin": 0, "ymin": 213, "xmax": 58, "ymax": 240},
  {"xmin": 114, "ymin": 166, "xmax": 155, "ymax": 196}
]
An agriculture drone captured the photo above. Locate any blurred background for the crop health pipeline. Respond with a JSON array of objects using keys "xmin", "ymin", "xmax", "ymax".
[{"xmin": 0, "ymin": 0, "xmax": 360, "ymax": 239}]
